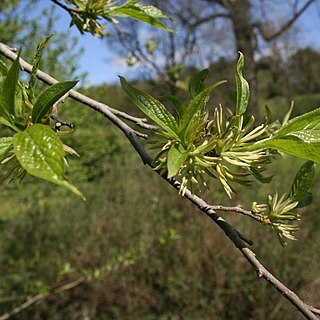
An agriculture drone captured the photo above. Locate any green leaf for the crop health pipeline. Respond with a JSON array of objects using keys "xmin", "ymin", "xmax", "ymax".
[
  {"xmin": 264, "ymin": 105, "xmax": 273, "ymax": 124},
  {"xmin": 289, "ymin": 161, "xmax": 315, "ymax": 202},
  {"xmin": 0, "ymin": 53, "xmax": 20, "ymax": 117},
  {"xmin": 277, "ymin": 107, "xmax": 320, "ymax": 137},
  {"xmin": 31, "ymin": 80, "xmax": 78, "ymax": 124},
  {"xmin": 0, "ymin": 137, "xmax": 13, "ymax": 157},
  {"xmin": 119, "ymin": 76, "xmax": 179, "ymax": 138},
  {"xmin": 239, "ymin": 108, "xmax": 320, "ymax": 162},
  {"xmin": 256, "ymin": 137, "xmax": 320, "ymax": 163},
  {"xmin": 13, "ymin": 124, "xmax": 84, "ymax": 199},
  {"xmin": 0, "ymin": 58, "xmax": 8, "ymax": 77},
  {"xmin": 181, "ymin": 80, "xmax": 226, "ymax": 132},
  {"xmin": 29, "ymin": 33, "xmax": 54, "ymax": 92},
  {"xmin": 228, "ymin": 90, "xmax": 237, "ymax": 105},
  {"xmin": 133, "ymin": 2, "xmax": 168, "ymax": 18},
  {"xmin": 159, "ymin": 95, "xmax": 185, "ymax": 121},
  {"xmin": 73, "ymin": 0, "xmax": 86, "ymax": 9},
  {"xmin": 296, "ymin": 192, "xmax": 312, "ymax": 208},
  {"xmin": 249, "ymin": 166, "xmax": 273, "ymax": 183},
  {"xmin": 271, "ymin": 107, "xmax": 320, "ymax": 161},
  {"xmin": 167, "ymin": 143, "xmax": 189, "ymax": 178},
  {"xmin": 0, "ymin": 116, "xmax": 19, "ymax": 132},
  {"xmin": 188, "ymin": 69, "xmax": 209, "ymax": 99},
  {"xmin": 282, "ymin": 101, "xmax": 294, "ymax": 127},
  {"xmin": 106, "ymin": 2, "xmax": 173, "ymax": 32},
  {"xmin": 181, "ymin": 90, "xmax": 209, "ymax": 131},
  {"xmin": 235, "ymin": 52, "xmax": 249, "ymax": 116},
  {"xmin": 15, "ymin": 87, "xmax": 24, "ymax": 116}
]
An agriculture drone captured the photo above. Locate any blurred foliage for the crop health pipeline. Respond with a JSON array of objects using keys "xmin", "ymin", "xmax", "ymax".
[
  {"xmin": 1, "ymin": 2, "xmax": 320, "ymax": 318},
  {"xmin": 0, "ymin": 81, "xmax": 320, "ymax": 319},
  {"xmin": 0, "ymin": 0, "xmax": 86, "ymax": 81}
]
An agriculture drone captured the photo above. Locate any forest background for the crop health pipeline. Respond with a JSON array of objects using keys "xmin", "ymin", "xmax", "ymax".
[{"xmin": 0, "ymin": 0, "xmax": 320, "ymax": 319}]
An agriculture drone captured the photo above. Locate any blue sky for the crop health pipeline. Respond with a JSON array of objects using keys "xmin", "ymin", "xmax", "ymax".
[
  {"xmin": 35, "ymin": 1, "xmax": 120, "ymax": 85},
  {"xmin": 36, "ymin": 1, "xmax": 320, "ymax": 85}
]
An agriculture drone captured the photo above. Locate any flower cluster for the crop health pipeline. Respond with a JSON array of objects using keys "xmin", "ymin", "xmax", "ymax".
[
  {"xmin": 253, "ymin": 193, "xmax": 300, "ymax": 245},
  {"xmin": 121, "ymin": 53, "xmax": 316, "ymax": 245},
  {"xmin": 153, "ymin": 105, "xmax": 277, "ymax": 197}
]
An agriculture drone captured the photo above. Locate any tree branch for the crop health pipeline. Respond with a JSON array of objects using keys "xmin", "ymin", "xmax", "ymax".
[
  {"xmin": 110, "ymin": 24, "xmax": 177, "ymax": 88},
  {"xmin": 189, "ymin": 12, "xmax": 231, "ymax": 29},
  {"xmin": 209, "ymin": 204, "xmax": 265, "ymax": 222},
  {"xmin": 0, "ymin": 278, "xmax": 85, "ymax": 320},
  {"xmin": 0, "ymin": 42, "xmax": 159, "ymax": 133},
  {"xmin": 50, "ymin": 0, "xmax": 83, "ymax": 14},
  {"xmin": 256, "ymin": 0, "xmax": 316, "ymax": 41},
  {"xmin": 0, "ymin": 45, "xmax": 319, "ymax": 320}
]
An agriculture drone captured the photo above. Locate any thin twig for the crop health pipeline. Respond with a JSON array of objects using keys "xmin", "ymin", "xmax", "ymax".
[
  {"xmin": 309, "ymin": 306, "xmax": 320, "ymax": 316},
  {"xmin": 164, "ymin": 179, "xmax": 318, "ymax": 319},
  {"xmin": 50, "ymin": 0, "xmax": 83, "ymax": 14},
  {"xmin": 208, "ymin": 204, "xmax": 264, "ymax": 222},
  {"xmin": 0, "ymin": 42, "xmax": 159, "ymax": 132},
  {"xmin": 256, "ymin": 0, "xmax": 316, "ymax": 41},
  {"xmin": 0, "ymin": 45, "xmax": 319, "ymax": 320},
  {"xmin": 0, "ymin": 240, "xmax": 149, "ymax": 320},
  {"xmin": 0, "ymin": 278, "xmax": 85, "ymax": 320}
]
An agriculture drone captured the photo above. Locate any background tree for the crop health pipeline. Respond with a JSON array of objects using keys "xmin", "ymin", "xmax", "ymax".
[
  {"xmin": 0, "ymin": 1, "xmax": 320, "ymax": 319},
  {"xmin": 289, "ymin": 48, "xmax": 320, "ymax": 94},
  {"xmin": 0, "ymin": 0, "xmax": 85, "ymax": 80},
  {"xmin": 108, "ymin": 0, "xmax": 317, "ymax": 113}
]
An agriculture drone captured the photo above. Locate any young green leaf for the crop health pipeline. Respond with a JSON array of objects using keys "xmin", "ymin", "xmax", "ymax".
[
  {"xmin": 295, "ymin": 192, "xmax": 312, "ymax": 208},
  {"xmin": 29, "ymin": 33, "xmax": 54, "ymax": 92},
  {"xmin": 167, "ymin": 143, "xmax": 189, "ymax": 178},
  {"xmin": 181, "ymin": 80, "xmax": 226, "ymax": 132},
  {"xmin": 276, "ymin": 107, "xmax": 320, "ymax": 137},
  {"xmin": 31, "ymin": 80, "xmax": 78, "ymax": 124},
  {"xmin": 289, "ymin": 160, "xmax": 315, "ymax": 203},
  {"xmin": 15, "ymin": 86, "xmax": 25, "ymax": 117},
  {"xmin": 281, "ymin": 101, "xmax": 294, "ymax": 127},
  {"xmin": 188, "ymin": 69, "xmax": 209, "ymax": 99},
  {"xmin": 106, "ymin": 2, "xmax": 173, "ymax": 32},
  {"xmin": 180, "ymin": 91, "xmax": 208, "ymax": 133},
  {"xmin": 235, "ymin": 52, "xmax": 249, "ymax": 116},
  {"xmin": 248, "ymin": 166, "xmax": 273, "ymax": 184},
  {"xmin": 119, "ymin": 76, "xmax": 179, "ymax": 138},
  {"xmin": 264, "ymin": 105, "xmax": 273, "ymax": 124},
  {"xmin": 0, "ymin": 58, "xmax": 8, "ymax": 77},
  {"xmin": 13, "ymin": 124, "xmax": 84, "ymax": 199},
  {"xmin": 73, "ymin": 0, "xmax": 86, "ymax": 10},
  {"xmin": 133, "ymin": 2, "xmax": 168, "ymax": 18},
  {"xmin": 0, "ymin": 53, "xmax": 20, "ymax": 116},
  {"xmin": 0, "ymin": 95, "xmax": 11, "ymax": 124},
  {"xmin": 0, "ymin": 137, "xmax": 13, "ymax": 157},
  {"xmin": 241, "ymin": 137, "xmax": 320, "ymax": 163},
  {"xmin": 0, "ymin": 116, "xmax": 19, "ymax": 132},
  {"xmin": 238, "ymin": 108, "xmax": 320, "ymax": 162},
  {"xmin": 159, "ymin": 95, "xmax": 185, "ymax": 121}
]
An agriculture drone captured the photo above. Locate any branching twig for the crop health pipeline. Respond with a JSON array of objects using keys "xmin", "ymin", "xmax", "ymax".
[
  {"xmin": 50, "ymin": 0, "xmax": 83, "ymax": 14},
  {"xmin": 208, "ymin": 204, "xmax": 264, "ymax": 222},
  {"xmin": 0, "ymin": 45, "xmax": 319, "ymax": 320},
  {"xmin": 0, "ymin": 278, "xmax": 85, "ymax": 320},
  {"xmin": 0, "ymin": 42, "xmax": 159, "ymax": 133},
  {"xmin": 0, "ymin": 238, "xmax": 149, "ymax": 320},
  {"xmin": 51, "ymin": 92, "xmax": 75, "ymax": 130},
  {"xmin": 309, "ymin": 306, "xmax": 320, "ymax": 316},
  {"xmin": 255, "ymin": 0, "xmax": 316, "ymax": 41}
]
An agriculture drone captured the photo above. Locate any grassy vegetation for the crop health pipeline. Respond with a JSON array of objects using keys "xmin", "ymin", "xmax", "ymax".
[
  {"xmin": 0, "ymin": 91, "xmax": 319, "ymax": 319},
  {"xmin": 260, "ymin": 93, "xmax": 320, "ymax": 119}
]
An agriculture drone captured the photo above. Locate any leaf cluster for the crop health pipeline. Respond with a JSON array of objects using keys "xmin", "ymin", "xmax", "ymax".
[
  {"xmin": 120, "ymin": 52, "xmax": 318, "ymax": 244},
  {"xmin": 64, "ymin": 0, "xmax": 172, "ymax": 37},
  {"xmin": 0, "ymin": 37, "xmax": 83, "ymax": 199}
]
